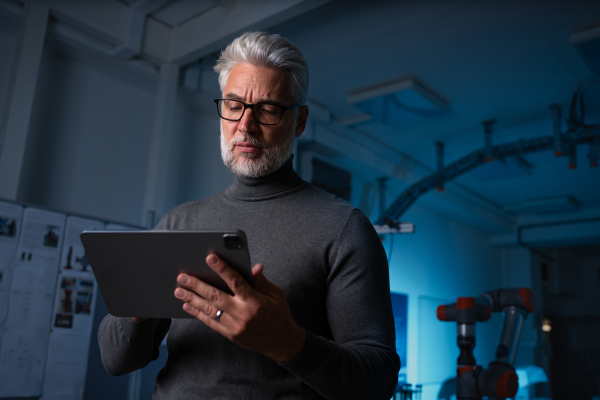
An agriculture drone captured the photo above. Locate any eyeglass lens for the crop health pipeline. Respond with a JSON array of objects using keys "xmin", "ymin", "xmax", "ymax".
[{"xmin": 218, "ymin": 99, "xmax": 283, "ymax": 125}]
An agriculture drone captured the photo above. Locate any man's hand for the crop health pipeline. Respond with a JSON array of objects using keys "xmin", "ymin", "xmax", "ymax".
[{"xmin": 173, "ymin": 254, "xmax": 306, "ymax": 363}]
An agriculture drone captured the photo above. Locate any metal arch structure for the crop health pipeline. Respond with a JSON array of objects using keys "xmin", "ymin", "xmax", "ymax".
[{"xmin": 376, "ymin": 104, "xmax": 600, "ymax": 226}]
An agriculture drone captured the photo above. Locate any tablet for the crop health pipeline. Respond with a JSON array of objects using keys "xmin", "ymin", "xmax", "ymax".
[{"xmin": 80, "ymin": 230, "xmax": 253, "ymax": 319}]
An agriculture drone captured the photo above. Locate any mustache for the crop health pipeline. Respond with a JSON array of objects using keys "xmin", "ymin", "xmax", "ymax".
[{"xmin": 229, "ymin": 135, "xmax": 268, "ymax": 149}]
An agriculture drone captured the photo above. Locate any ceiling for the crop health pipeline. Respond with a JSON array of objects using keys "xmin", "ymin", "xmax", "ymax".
[
  {"xmin": 2, "ymin": 0, "xmax": 599, "ymax": 234},
  {"xmin": 270, "ymin": 0, "xmax": 600, "ymax": 231}
]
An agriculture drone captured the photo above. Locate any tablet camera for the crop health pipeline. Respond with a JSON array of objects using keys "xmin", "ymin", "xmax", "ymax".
[{"xmin": 223, "ymin": 234, "xmax": 243, "ymax": 250}]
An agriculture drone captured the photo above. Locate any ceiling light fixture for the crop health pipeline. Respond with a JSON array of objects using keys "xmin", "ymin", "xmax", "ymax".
[{"xmin": 347, "ymin": 78, "xmax": 449, "ymax": 126}]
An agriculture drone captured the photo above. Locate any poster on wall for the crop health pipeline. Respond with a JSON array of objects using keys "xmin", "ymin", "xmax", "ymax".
[
  {"xmin": 50, "ymin": 216, "xmax": 103, "ymax": 334},
  {"xmin": 14, "ymin": 207, "xmax": 65, "ymax": 269},
  {"xmin": 4, "ymin": 208, "xmax": 65, "ymax": 330},
  {"xmin": 41, "ymin": 332, "xmax": 90, "ymax": 399},
  {"xmin": 391, "ymin": 292, "xmax": 408, "ymax": 386},
  {"xmin": 59, "ymin": 216, "xmax": 104, "ymax": 273},
  {"xmin": 51, "ymin": 272, "xmax": 97, "ymax": 333},
  {"xmin": 0, "ymin": 208, "xmax": 65, "ymax": 397},
  {"xmin": 0, "ymin": 201, "xmax": 22, "ymax": 265},
  {"xmin": 0, "ymin": 201, "xmax": 23, "ymax": 334},
  {"xmin": 0, "ymin": 329, "xmax": 49, "ymax": 397}
]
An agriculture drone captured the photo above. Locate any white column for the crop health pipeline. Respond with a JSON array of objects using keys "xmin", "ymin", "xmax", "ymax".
[
  {"xmin": 141, "ymin": 63, "xmax": 179, "ymax": 227},
  {"xmin": 0, "ymin": 0, "xmax": 50, "ymax": 200}
]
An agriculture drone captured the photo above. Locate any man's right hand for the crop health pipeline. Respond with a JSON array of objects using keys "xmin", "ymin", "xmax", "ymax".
[{"xmin": 131, "ymin": 317, "xmax": 150, "ymax": 323}]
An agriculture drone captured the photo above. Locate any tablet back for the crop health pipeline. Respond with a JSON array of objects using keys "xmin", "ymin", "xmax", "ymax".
[{"xmin": 81, "ymin": 230, "xmax": 252, "ymax": 319}]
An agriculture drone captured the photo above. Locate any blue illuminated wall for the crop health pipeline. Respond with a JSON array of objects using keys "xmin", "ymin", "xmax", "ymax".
[
  {"xmin": 383, "ymin": 205, "xmax": 505, "ymax": 399},
  {"xmin": 390, "ymin": 292, "xmax": 408, "ymax": 385}
]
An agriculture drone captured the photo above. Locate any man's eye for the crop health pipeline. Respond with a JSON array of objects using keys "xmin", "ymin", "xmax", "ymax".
[
  {"xmin": 228, "ymin": 106, "xmax": 242, "ymax": 112},
  {"xmin": 260, "ymin": 106, "xmax": 278, "ymax": 114}
]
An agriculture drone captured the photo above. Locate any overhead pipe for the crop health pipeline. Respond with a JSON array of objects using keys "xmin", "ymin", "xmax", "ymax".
[{"xmin": 377, "ymin": 109, "xmax": 600, "ymax": 225}]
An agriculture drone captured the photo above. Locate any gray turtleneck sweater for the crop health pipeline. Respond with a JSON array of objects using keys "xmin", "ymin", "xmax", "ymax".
[{"xmin": 98, "ymin": 159, "xmax": 400, "ymax": 399}]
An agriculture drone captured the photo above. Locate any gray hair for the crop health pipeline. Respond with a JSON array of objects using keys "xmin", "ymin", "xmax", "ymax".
[{"xmin": 214, "ymin": 32, "xmax": 309, "ymax": 105}]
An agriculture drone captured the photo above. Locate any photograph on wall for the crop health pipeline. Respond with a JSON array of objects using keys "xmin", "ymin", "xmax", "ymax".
[
  {"xmin": 43, "ymin": 225, "xmax": 60, "ymax": 248},
  {"xmin": 0, "ymin": 202, "xmax": 23, "ymax": 265},
  {"xmin": 75, "ymin": 279, "xmax": 94, "ymax": 315},
  {"xmin": 17, "ymin": 208, "xmax": 65, "ymax": 269},
  {"xmin": 59, "ymin": 216, "xmax": 104, "ymax": 273},
  {"xmin": 56, "ymin": 276, "xmax": 77, "ymax": 314},
  {"xmin": 0, "ymin": 216, "xmax": 17, "ymax": 237},
  {"xmin": 51, "ymin": 272, "xmax": 97, "ymax": 334},
  {"xmin": 391, "ymin": 292, "xmax": 408, "ymax": 385}
]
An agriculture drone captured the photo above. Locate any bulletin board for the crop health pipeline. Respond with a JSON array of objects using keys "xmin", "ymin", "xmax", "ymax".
[{"xmin": 0, "ymin": 200, "xmax": 140, "ymax": 399}]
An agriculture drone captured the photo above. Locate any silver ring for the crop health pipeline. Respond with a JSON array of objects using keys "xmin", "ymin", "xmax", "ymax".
[{"xmin": 215, "ymin": 309, "xmax": 223, "ymax": 322}]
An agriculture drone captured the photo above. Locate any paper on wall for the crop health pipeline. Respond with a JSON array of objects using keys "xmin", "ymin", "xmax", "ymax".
[
  {"xmin": 4, "ymin": 265, "xmax": 60, "ymax": 330},
  {"xmin": 50, "ymin": 216, "xmax": 103, "ymax": 334},
  {"xmin": 15, "ymin": 208, "xmax": 65, "ymax": 268},
  {"xmin": 4, "ymin": 208, "xmax": 66, "ymax": 331},
  {"xmin": 0, "ymin": 328, "xmax": 50, "ymax": 397},
  {"xmin": 0, "ymin": 202, "xmax": 23, "ymax": 329},
  {"xmin": 0, "ymin": 201, "xmax": 23, "ymax": 266},
  {"xmin": 59, "ymin": 216, "xmax": 104, "ymax": 274},
  {"xmin": 51, "ymin": 272, "xmax": 97, "ymax": 334},
  {"xmin": 41, "ymin": 332, "xmax": 90, "ymax": 397}
]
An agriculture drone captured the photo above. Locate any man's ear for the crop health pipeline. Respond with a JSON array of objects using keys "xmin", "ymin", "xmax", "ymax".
[{"xmin": 295, "ymin": 105, "xmax": 309, "ymax": 138}]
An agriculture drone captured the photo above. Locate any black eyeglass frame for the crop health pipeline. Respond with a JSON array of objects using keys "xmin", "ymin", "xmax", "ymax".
[{"xmin": 214, "ymin": 98, "xmax": 300, "ymax": 125}]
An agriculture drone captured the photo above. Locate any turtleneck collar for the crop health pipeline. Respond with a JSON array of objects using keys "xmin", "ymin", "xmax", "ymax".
[{"xmin": 225, "ymin": 156, "xmax": 306, "ymax": 200}]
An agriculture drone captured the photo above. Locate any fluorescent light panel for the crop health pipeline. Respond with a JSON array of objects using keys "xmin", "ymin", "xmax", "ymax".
[
  {"xmin": 571, "ymin": 23, "xmax": 600, "ymax": 77},
  {"xmin": 505, "ymin": 196, "xmax": 581, "ymax": 215},
  {"xmin": 347, "ymin": 78, "xmax": 449, "ymax": 126}
]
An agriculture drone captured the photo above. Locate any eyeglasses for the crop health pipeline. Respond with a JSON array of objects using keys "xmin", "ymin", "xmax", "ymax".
[{"xmin": 214, "ymin": 98, "xmax": 300, "ymax": 125}]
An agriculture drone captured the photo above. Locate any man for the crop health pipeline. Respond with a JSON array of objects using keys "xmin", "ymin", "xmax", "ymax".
[{"xmin": 99, "ymin": 32, "xmax": 400, "ymax": 399}]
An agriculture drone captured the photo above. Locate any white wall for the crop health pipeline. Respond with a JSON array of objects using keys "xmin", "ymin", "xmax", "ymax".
[
  {"xmin": 161, "ymin": 91, "xmax": 233, "ymax": 220},
  {"xmin": 11, "ymin": 42, "xmax": 234, "ymax": 227},
  {"xmin": 17, "ymin": 44, "xmax": 156, "ymax": 226},
  {"xmin": 0, "ymin": 16, "xmax": 18, "ymax": 145}
]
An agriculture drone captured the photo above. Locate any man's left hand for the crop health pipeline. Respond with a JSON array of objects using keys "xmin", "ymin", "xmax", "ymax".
[{"xmin": 173, "ymin": 254, "xmax": 306, "ymax": 363}]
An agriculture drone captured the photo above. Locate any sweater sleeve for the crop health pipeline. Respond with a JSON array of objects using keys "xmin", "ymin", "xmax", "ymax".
[
  {"xmin": 98, "ymin": 315, "xmax": 171, "ymax": 376},
  {"xmin": 280, "ymin": 209, "xmax": 400, "ymax": 399}
]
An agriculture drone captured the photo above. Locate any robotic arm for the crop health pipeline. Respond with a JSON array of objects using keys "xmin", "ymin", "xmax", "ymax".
[{"xmin": 437, "ymin": 288, "xmax": 536, "ymax": 400}]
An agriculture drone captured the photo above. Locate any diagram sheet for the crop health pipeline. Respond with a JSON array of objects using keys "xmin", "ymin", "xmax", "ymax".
[
  {"xmin": 0, "ymin": 328, "xmax": 50, "ymax": 397},
  {"xmin": 0, "ymin": 201, "xmax": 23, "ymax": 337},
  {"xmin": 42, "ymin": 332, "xmax": 90, "ymax": 398}
]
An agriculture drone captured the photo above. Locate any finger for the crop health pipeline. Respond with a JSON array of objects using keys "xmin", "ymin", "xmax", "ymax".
[
  {"xmin": 176, "ymin": 273, "xmax": 231, "ymax": 311},
  {"xmin": 181, "ymin": 301, "xmax": 229, "ymax": 335},
  {"xmin": 174, "ymin": 287, "xmax": 219, "ymax": 318},
  {"xmin": 205, "ymin": 254, "xmax": 253, "ymax": 298}
]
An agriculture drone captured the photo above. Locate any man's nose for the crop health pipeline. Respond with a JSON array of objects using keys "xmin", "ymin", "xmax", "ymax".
[{"xmin": 238, "ymin": 106, "xmax": 258, "ymax": 131}]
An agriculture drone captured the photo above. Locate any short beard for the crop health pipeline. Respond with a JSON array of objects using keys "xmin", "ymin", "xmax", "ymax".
[{"xmin": 220, "ymin": 121, "xmax": 296, "ymax": 178}]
